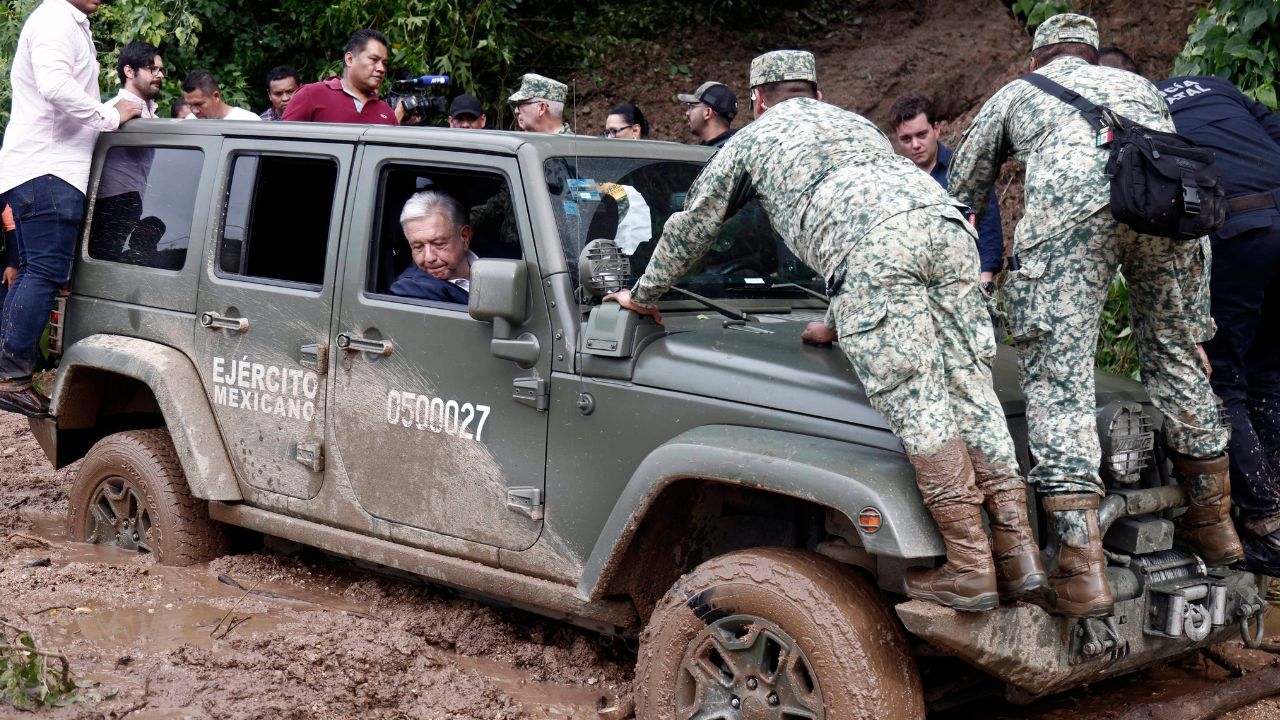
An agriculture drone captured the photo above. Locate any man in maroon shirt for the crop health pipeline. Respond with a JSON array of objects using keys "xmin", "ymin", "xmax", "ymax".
[{"xmin": 283, "ymin": 28, "xmax": 397, "ymax": 125}]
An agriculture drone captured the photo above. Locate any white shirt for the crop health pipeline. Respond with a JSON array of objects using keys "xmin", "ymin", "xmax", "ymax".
[
  {"xmin": 451, "ymin": 250, "xmax": 481, "ymax": 292},
  {"xmin": 97, "ymin": 89, "xmax": 157, "ymax": 198},
  {"xmin": 0, "ymin": 0, "xmax": 121, "ymax": 195},
  {"xmin": 223, "ymin": 106, "xmax": 262, "ymax": 122}
]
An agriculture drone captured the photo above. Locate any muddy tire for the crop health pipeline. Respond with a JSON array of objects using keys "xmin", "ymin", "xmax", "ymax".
[
  {"xmin": 635, "ymin": 547, "xmax": 924, "ymax": 719},
  {"xmin": 67, "ymin": 429, "xmax": 228, "ymax": 566}
]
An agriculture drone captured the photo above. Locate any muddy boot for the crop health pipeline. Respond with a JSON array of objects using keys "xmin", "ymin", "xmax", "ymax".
[
  {"xmin": 905, "ymin": 502, "xmax": 999, "ymax": 612},
  {"xmin": 1172, "ymin": 453, "xmax": 1244, "ymax": 566},
  {"xmin": 1041, "ymin": 493, "xmax": 1113, "ymax": 618},
  {"xmin": 984, "ymin": 488, "xmax": 1047, "ymax": 600}
]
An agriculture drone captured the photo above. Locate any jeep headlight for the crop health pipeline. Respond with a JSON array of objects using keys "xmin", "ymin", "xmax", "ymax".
[{"xmin": 1097, "ymin": 401, "xmax": 1154, "ymax": 486}]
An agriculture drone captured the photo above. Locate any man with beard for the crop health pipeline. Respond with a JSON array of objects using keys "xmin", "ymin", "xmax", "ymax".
[{"xmin": 90, "ymin": 40, "xmax": 163, "ymax": 262}]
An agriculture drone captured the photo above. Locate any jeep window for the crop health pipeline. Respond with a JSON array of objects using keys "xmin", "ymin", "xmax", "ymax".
[
  {"xmin": 88, "ymin": 146, "xmax": 203, "ymax": 270},
  {"xmin": 366, "ymin": 164, "xmax": 520, "ymax": 308},
  {"xmin": 544, "ymin": 157, "xmax": 823, "ymax": 301},
  {"xmin": 219, "ymin": 154, "xmax": 338, "ymax": 287}
]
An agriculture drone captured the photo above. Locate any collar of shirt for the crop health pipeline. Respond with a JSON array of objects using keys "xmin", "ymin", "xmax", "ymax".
[
  {"xmin": 929, "ymin": 142, "xmax": 952, "ymax": 184},
  {"xmin": 449, "ymin": 250, "xmax": 481, "ymax": 290},
  {"xmin": 325, "ymin": 76, "xmax": 370, "ymax": 113},
  {"xmin": 111, "ymin": 88, "xmax": 157, "ymax": 118}
]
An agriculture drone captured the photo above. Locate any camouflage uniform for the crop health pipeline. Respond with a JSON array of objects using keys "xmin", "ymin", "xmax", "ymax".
[
  {"xmin": 947, "ymin": 38, "xmax": 1227, "ymax": 499},
  {"xmin": 632, "ymin": 83, "xmax": 1024, "ymax": 508}
]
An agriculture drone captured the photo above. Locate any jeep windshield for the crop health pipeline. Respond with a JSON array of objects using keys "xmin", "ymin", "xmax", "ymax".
[{"xmin": 544, "ymin": 156, "xmax": 826, "ymax": 305}]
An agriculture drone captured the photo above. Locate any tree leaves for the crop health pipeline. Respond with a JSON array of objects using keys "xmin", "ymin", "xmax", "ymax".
[{"xmin": 1175, "ymin": 0, "xmax": 1279, "ymax": 110}]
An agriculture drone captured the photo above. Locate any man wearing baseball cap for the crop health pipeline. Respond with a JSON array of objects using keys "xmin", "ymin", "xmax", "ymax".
[
  {"xmin": 949, "ymin": 13, "xmax": 1242, "ymax": 618},
  {"xmin": 447, "ymin": 94, "xmax": 486, "ymax": 129},
  {"xmin": 607, "ymin": 50, "xmax": 1043, "ymax": 617},
  {"xmin": 679, "ymin": 81, "xmax": 738, "ymax": 148},
  {"xmin": 508, "ymin": 73, "xmax": 572, "ymax": 134}
]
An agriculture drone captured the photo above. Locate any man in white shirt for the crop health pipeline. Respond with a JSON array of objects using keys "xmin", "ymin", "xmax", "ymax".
[
  {"xmin": 90, "ymin": 40, "xmax": 163, "ymax": 261},
  {"xmin": 0, "ymin": 0, "xmax": 141, "ymax": 417},
  {"xmin": 181, "ymin": 69, "xmax": 261, "ymax": 121}
]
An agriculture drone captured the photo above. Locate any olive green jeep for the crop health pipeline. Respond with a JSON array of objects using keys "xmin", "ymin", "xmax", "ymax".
[{"xmin": 29, "ymin": 118, "xmax": 1268, "ymax": 717}]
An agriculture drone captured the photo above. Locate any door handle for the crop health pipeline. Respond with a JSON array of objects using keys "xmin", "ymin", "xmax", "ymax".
[
  {"xmin": 200, "ymin": 311, "xmax": 249, "ymax": 332},
  {"xmin": 336, "ymin": 332, "xmax": 394, "ymax": 356}
]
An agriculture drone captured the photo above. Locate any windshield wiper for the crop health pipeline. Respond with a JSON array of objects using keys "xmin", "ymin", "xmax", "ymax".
[
  {"xmin": 724, "ymin": 282, "xmax": 829, "ymax": 304},
  {"xmin": 666, "ymin": 286, "xmax": 751, "ymax": 321}
]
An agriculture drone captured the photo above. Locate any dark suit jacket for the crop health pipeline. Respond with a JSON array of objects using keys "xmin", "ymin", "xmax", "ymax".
[{"xmin": 389, "ymin": 265, "xmax": 470, "ymax": 304}]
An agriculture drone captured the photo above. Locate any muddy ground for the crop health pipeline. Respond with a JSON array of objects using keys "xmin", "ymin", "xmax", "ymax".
[{"xmin": 3, "ymin": 411, "xmax": 1280, "ymax": 718}]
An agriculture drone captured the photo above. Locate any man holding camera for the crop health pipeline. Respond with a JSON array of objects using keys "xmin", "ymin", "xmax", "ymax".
[{"xmin": 283, "ymin": 28, "xmax": 397, "ymax": 125}]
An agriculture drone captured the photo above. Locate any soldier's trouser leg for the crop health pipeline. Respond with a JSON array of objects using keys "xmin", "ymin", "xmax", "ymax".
[
  {"xmin": 834, "ymin": 209, "xmax": 1027, "ymax": 610},
  {"xmin": 1119, "ymin": 225, "xmax": 1241, "ymax": 564},
  {"xmin": 1003, "ymin": 213, "xmax": 1120, "ymax": 613},
  {"xmin": 1201, "ymin": 220, "xmax": 1280, "ymax": 572}
]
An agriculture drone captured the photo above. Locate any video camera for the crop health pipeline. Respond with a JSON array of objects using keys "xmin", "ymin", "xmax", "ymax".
[{"xmin": 387, "ymin": 71, "xmax": 450, "ymax": 121}]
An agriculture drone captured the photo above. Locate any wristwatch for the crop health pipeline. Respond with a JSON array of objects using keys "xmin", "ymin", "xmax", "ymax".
[{"xmin": 980, "ymin": 281, "xmax": 997, "ymax": 296}]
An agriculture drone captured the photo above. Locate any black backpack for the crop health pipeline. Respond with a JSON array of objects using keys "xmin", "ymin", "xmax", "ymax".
[{"xmin": 1021, "ymin": 73, "xmax": 1226, "ymax": 240}]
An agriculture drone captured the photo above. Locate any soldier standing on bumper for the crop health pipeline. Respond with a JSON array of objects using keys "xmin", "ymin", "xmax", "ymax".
[
  {"xmin": 948, "ymin": 14, "xmax": 1243, "ymax": 618},
  {"xmin": 608, "ymin": 50, "xmax": 1046, "ymax": 612}
]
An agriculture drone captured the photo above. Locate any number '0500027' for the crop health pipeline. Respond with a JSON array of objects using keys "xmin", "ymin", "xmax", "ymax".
[{"xmin": 386, "ymin": 391, "xmax": 491, "ymax": 442}]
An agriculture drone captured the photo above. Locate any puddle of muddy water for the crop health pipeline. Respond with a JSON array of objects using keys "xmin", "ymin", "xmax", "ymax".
[
  {"xmin": 451, "ymin": 652, "xmax": 618, "ymax": 719},
  {"xmin": 15, "ymin": 512, "xmax": 619, "ymax": 719}
]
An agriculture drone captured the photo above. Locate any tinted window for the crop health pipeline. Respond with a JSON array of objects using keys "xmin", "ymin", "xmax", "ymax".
[
  {"xmin": 220, "ymin": 154, "xmax": 338, "ymax": 287},
  {"xmin": 88, "ymin": 146, "xmax": 203, "ymax": 270},
  {"xmin": 543, "ymin": 157, "xmax": 821, "ymax": 301},
  {"xmin": 368, "ymin": 165, "xmax": 519, "ymax": 307}
]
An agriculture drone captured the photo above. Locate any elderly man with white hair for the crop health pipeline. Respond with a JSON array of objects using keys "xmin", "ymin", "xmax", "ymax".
[
  {"xmin": 508, "ymin": 73, "xmax": 573, "ymax": 135},
  {"xmin": 389, "ymin": 191, "xmax": 477, "ymax": 303}
]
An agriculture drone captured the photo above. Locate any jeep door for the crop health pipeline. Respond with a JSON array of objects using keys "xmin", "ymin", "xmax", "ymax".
[
  {"xmin": 194, "ymin": 139, "xmax": 354, "ymax": 502},
  {"xmin": 328, "ymin": 147, "xmax": 548, "ymax": 550}
]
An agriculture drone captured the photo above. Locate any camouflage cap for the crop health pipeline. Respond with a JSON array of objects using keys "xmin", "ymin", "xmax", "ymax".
[
  {"xmin": 508, "ymin": 73, "xmax": 568, "ymax": 104},
  {"xmin": 1031, "ymin": 13, "xmax": 1099, "ymax": 51},
  {"xmin": 749, "ymin": 50, "xmax": 817, "ymax": 89}
]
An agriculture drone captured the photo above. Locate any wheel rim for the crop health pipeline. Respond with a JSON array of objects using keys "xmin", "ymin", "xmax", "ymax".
[
  {"xmin": 85, "ymin": 476, "xmax": 154, "ymax": 553},
  {"xmin": 676, "ymin": 614, "xmax": 824, "ymax": 719}
]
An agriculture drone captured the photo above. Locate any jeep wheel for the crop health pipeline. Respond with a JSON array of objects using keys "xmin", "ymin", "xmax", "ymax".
[
  {"xmin": 635, "ymin": 547, "xmax": 924, "ymax": 719},
  {"xmin": 68, "ymin": 429, "xmax": 228, "ymax": 566}
]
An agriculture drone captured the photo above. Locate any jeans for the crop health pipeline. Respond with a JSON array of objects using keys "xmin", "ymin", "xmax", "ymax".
[
  {"xmin": 0, "ymin": 175, "xmax": 84, "ymax": 383},
  {"xmin": 1203, "ymin": 215, "xmax": 1280, "ymax": 536}
]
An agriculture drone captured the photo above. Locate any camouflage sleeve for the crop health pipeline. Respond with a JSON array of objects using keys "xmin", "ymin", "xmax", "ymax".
[
  {"xmin": 631, "ymin": 143, "xmax": 743, "ymax": 306},
  {"xmin": 1186, "ymin": 236, "xmax": 1217, "ymax": 343},
  {"xmin": 946, "ymin": 89, "xmax": 1012, "ymax": 226}
]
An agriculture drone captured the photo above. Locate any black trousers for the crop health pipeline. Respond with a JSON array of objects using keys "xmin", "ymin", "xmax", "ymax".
[{"xmin": 1203, "ymin": 215, "xmax": 1280, "ymax": 536}]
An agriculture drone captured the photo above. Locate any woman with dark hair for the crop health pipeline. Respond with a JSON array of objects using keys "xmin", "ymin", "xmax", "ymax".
[{"xmin": 604, "ymin": 103, "xmax": 649, "ymax": 139}]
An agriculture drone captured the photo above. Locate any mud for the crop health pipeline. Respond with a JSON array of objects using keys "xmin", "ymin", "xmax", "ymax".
[{"xmin": 7, "ymin": 406, "xmax": 1280, "ymax": 717}]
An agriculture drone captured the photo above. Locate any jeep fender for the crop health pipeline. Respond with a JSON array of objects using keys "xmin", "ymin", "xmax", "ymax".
[
  {"xmin": 41, "ymin": 334, "xmax": 242, "ymax": 501},
  {"xmin": 579, "ymin": 425, "xmax": 944, "ymax": 597}
]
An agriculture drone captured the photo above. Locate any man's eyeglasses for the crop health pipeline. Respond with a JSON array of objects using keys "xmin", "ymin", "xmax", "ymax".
[
  {"xmin": 142, "ymin": 65, "xmax": 165, "ymax": 76},
  {"xmin": 603, "ymin": 124, "xmax": 636, "ymax": 138}
]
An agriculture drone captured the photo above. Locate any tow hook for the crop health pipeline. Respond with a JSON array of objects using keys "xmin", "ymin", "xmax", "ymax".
[
  {"xmin": 1239, "ymin": 599, "xmax": 1266, "ymax": 649},
  {"xmin": 1069, "ymin": 616, "xmax": 1128, "ymax": 665}
]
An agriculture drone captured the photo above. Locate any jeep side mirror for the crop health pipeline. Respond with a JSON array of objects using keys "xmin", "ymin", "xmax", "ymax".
[{"xmin": 468, "ymin": 259, "xmax": 540, "ymax": 367}]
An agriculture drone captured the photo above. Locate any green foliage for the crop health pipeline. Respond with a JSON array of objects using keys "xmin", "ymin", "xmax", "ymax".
[
  {"xmin": 1, "ymin": 0, "xmax": 803, "ymax": 134},
  {"xmin": 0, "ymin": 620, "xmax": 81, "ymax": 710},
  {"xmin": 1011, "ymin": 0, "xmax": 1079, "ymax": 30},
  {"xmin": 1096, "ymin": 274, "xmax": 1139, "ymax": 379},
  {"xmin": 1175, "ymin": 0, "xmax": 1280, "ymax": 108}
]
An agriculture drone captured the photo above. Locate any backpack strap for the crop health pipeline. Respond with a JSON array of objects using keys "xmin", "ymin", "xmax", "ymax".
[{"xmin": 1020, "ymin": 72, "xmax": 1109, "ymax": 130}]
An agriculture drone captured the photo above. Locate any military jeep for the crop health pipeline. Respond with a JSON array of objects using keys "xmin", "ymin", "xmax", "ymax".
[{"xmin": 30, "ymin": 118, "xmax": 1269, "ymax": 717}]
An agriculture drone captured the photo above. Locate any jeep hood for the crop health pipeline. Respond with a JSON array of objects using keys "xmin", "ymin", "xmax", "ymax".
[{"xmin": 629, "ymin": 313, "xmax": 1148, "ymax": 429}]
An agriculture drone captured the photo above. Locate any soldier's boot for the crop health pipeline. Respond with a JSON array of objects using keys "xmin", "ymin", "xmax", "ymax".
[
  {"xmin": 1042, "ymin": 493, "xmax": 1113, "ymax": 618},
  {"xmin": 1172, "ymin": 453, "xmax": 1244, "ymax": 566},
  {"xmin": 984, "ymin": 488, "xmax": 1048, "ymax": 600},
  {"xmin": 904, "ymin": 501, "xmax": 999, "ymax": 612}
]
